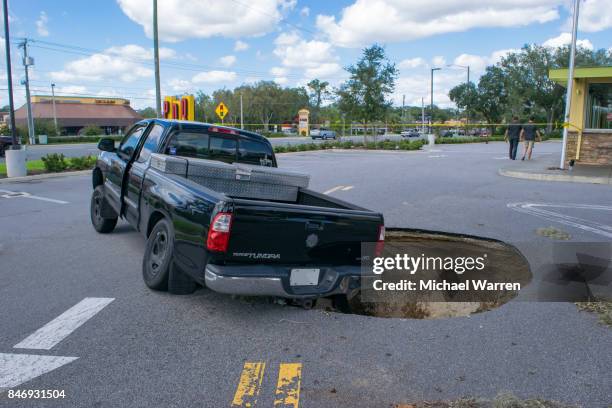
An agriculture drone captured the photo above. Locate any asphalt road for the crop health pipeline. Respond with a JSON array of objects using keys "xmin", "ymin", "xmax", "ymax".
[
  {"xmin": 1, "ymin": 141, "xmax": 611, "ymax": 407},
  {"xmin": 1, "ymin": 134, "xmax": 411, "ymax": 162}
]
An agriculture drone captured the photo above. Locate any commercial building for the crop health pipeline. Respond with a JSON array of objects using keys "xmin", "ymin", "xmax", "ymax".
[
  {"xmin": 14, "ymin": 96, "xmax": 142, "ymax": 135},
  {"xmin": 549, "ymin": 67, "xmax": 612, "ymax": 166}
]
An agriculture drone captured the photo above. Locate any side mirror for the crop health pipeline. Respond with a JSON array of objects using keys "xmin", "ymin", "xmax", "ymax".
[{"xmin": 98, "ymin": 138, "xmax": 116, "ymax": 152}]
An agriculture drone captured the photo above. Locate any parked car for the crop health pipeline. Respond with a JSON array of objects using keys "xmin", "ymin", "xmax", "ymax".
[
  {"xmin": 0, "ymin": 136, "xmax": 14, "ymax": 157},
  {"xmin": 311, "ymin": 128, "xmax": 337, "ymax": 140},
  {"xmin": 400, "ymin": 129, "xmax": 420, "ymax": 138},
  {"xmin": 90, "ymin": 119, "xmax": 384, "ymax": 301}
]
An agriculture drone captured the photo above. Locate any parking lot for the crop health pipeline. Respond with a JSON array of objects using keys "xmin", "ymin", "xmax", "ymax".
[{"xmin": 1, "ymin": 141, "xmax": 611, "ymax": 407}]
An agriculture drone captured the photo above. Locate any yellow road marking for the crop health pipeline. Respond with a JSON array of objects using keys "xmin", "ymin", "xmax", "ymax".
[
  {"xmin": 274, "ymin": 363, "xmax": 302, "ymax": 408},
  {"xmin": 231, "ymin": 362, "xmax": 266, "ymax": 407}
]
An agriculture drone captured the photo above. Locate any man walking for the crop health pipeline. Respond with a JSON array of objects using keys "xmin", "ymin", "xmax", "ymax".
[
  {"xmin": 504, "ymin": 116, "xmax": 521, "ymax": 160},
  {"xmin": 520, "ymin": 116, "xmax": 542, "ymax": 161}
]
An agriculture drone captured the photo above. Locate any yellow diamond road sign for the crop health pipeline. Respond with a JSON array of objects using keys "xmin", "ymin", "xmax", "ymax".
[{"xmin": 215, "ymin": 102, "xmax": 228, "ymax": 120}]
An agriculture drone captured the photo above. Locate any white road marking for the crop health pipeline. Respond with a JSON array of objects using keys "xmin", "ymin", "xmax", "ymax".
[
  {"xmin": 14, "ymin": 297, "xmax": 114, "ymax": 350},
  {"xmin": 508, "ymin": 202, "xmax": 612, "ymax": 239},
  {"xmin": 341, "ymin": 186, "xmax": 354, "ymax": 191},
  {"xmin": 323, "ymin": 185, "xmax": 344, "ymax": 195},
  {"xmin": 0, "ymin": 353, "xmax": 78, "ymax": 393},
  {"xmin": 428, "ymin": 155, "xmax": 447, "ymax": 158},
  {"xmin": 493, "ymin": 156, "xmax": 508, "ymax": 160},
  {"xmin": 0, "ymin": 189, "xmax": 68, "ymax": 204}
]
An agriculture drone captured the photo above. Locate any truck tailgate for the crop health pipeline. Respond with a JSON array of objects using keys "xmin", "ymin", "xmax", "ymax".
[{"xmin": 221, "ymin": 199, "xmax": 383, "ymax": 265}]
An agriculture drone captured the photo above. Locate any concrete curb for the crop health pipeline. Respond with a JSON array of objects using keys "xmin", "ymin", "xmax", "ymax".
[
  {"xmin": 0, "ymin": 170, "xmax": 91, "ymax": 184},
  {"xmin": 498, "ymin": 168, "xmax": 611, "ymax": 185},
  {"xmin": 276, "ymin": 148, "xmax": 425, "ymax": 155}
]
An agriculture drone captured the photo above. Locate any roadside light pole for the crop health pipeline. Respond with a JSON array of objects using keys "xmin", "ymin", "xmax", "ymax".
[
  {"xmin": 19, "ymin": 39, "xmax": 35, "ymax": 145},
  {"xmin": 240, "ymin": 93, "xmax": 244, "ymax": 129},
  {"xmin": 430, "ymin": 67, "xmax": 441, "ymax": 133},
  {"xmin": 560, "ymin": 0, "xmax": 580, "ymax": 170},
  {"xmin": 153, "ymin": 0, "xmax": 162, "ymax": 118},
  {"xmin": 421, "ymin": 97, "xmax": 425, "ymax": 135},
  {"xmin": 3, "ymin": 0, "xmax": 17, "ymax": 147},
  {"xmin": 51, "ymin": 83, "xmax": 58, "ymax": 134}
]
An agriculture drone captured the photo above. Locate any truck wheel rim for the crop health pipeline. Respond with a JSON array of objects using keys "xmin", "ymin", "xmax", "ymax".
[
  {"xmin": 149, "ymin": 230, "xmax": 168, "ymax": 276},
  {"xmin": 93, "ymin": 193, "xmax": 102, "ymax": 223}
]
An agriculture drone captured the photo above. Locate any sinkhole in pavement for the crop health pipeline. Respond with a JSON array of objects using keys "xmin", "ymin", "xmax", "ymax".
[{"xmin": 328, "ymin": 229, "xmax": 533, "ymax": 319}]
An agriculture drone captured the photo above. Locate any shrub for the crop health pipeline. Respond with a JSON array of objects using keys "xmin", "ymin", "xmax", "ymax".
[
  {"xmin": 41, "ymin": 153, "xmax": 68, "ymax": 172},
  {"xmin": 82, "ymin": 125, "xmax": 103, "ymax": 136},
  {"xmin": 69, "ymin": 155, "xmax": 97, "ymax": 170}
]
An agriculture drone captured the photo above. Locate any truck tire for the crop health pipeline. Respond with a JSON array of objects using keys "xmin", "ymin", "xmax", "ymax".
[
  {"xmin": 142, "ymin": 218, "xmax": 174, "ymax": 291},
  {"xmin": 90, "ymin": 186, "xmax": 118, "ymax": 233}
]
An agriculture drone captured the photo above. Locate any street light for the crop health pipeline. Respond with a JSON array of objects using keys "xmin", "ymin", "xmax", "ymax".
[
  {"xmin": 560, "ymin": 0, "xmax": 580, "ymax": 170},
  {"xmin": 51, "ymin": 83, "xmax": 58, "ymax": 134},
  {"xmin": 447, "ymin": 64, "xmax": 470, "ymax": 130},
  {"xmin": 430, "ymin": 67, "xmax": 441, "ymax": 134}
]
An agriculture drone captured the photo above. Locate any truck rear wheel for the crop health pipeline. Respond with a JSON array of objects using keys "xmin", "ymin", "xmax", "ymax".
[
  {"xmin": 142, "ymin": 218, "xmax": 173, "ymax": 291},
  {"xmin": 90, "ymin": 186, "xmax": 117, "ymax": 233}
]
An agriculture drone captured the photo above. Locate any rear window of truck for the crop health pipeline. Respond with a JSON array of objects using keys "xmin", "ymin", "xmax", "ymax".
[{"xmin": 165, "ymin": 130, "xmax": 273, "ymax": 166}]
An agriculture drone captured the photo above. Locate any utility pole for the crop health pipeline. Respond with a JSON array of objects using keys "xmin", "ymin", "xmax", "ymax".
[
  {"xmin": 19, "ymin": 39, "xmax": 35, "ymax": 145},
  {"xmin": 402, "ymin": 94, "xmax": 406, "ymax": 127},
  {"xmin": 240, "ymin": 93, "xmax": 244, "ymax": 129},
  {"xmin": 3, "ymin": 0, "xmax": 17, "ymax": 147},
  {"xmin": 560, "ymin": 0, "xmax": 580, "ymax": 170},
  {"xmin": 153, "ymin": 0, "xmax": 162, "ymax": 118},
  {"xmin": 51, "ymin": 83, "xmax": 58, "ymax": 134},
  {"xmin": 430, "ymin": 67, "xmax": 441, "ymax": 134},
  {"xmin": 466, "ymin": 66, "xmax": 470, "ymax": 132},
  {"xmin": 421, "ymin": 97, "xmax": 425, "ymax": 135}
]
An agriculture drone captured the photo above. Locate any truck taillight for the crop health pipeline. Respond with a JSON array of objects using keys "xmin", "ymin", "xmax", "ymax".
[
  {"xmin": 375, "ymin": 225, "xmax": 385, "ymax": 256},
  {"xmin": 206, "ymin": 212, "xmax": 233, "ymax": 252}
]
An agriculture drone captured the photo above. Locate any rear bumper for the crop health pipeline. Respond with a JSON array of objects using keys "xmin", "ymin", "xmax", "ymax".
[{"xmin": 204, "ymin": 264, "xmax": 360, "ymax": 298}]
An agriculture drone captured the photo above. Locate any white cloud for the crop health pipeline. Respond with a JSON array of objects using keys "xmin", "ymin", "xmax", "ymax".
[
  {"xmin": 55, "ymin": 85, "xmax": 88, "ymax": 94},
  {"xmin": 303, "ymin": 63, "xmax": 343, "ymax": 80},
  {"xmin": 192, "ymin": 70, "xmax": 237, "ymax": 84},
  {"xmin": 272, "ymin": 31, "xmax": 343, "ymax": 83},
  {"xmin": 168, "ymin": 78, "xmax": 192, "ymax": 92},
  {"xmin": 106, "ymin": 44, "xmax": 176, "ymax": 60},
  {"xmin": 393, "ymin": 48, "xmax": 520, "ymax": 109},
  {"xmin": 432, "ymin": 56, "xmax": 446, "ymax": 67},
  {"xmin": 316, "ymin": 0, "xmax": 561, "ymax": 47},
  {"xmin": 300, "ymin": 7, "xmax": 310, "ymax": 17},
  {"xmin": 36, "ymin": 11, "xmax": 49, "ymax": 37},
  {"xmin": 273, "ymin": 31, "xmax": 337, "ymax": 69},
  {"xmin": 117, "ymin": 0, "xmax": 291, "ymax": 42},
  {"xmin": 218, "ymin": 55, "xmax": 237, "ymax": 67},
  {"xmin": 234, "ymin": 40, "xmax": 249, "ymax": 52},
  {"xmin": 542, "ymin": 32, "xmax": 594, "ymax": 50},
  {"xmin": 49, "ymin": 44, "xmax": 175, "ymax": 83},
  {"xmin": 398, "ymin": 57, "xmax": 427, "ymax": 69},
  {"xmin": 273, "ymin": 76, "xmax": 289, "ymax": 85},
  {"xmin": 577, "ymin": 0, "xmax": 612, "ymax": 32},
  {"xmin": 270, "ymin": 66, "xmax": 288, "ymax": 77}
]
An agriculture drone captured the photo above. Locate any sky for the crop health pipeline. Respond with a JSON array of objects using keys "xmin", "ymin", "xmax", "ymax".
[{"xmin": 2, "ymin": 0, "xmax": 612, "ymax": 110}]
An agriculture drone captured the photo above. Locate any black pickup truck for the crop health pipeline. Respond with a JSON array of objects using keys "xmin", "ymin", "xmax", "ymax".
[{"xmin": 90, "ymin": 119, "xmax": 384, "ymax": 300}]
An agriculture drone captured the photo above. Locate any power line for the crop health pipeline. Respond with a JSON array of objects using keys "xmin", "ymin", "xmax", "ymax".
[{"xmin": 25, "ymin": 38, "xmax": 345, "ymax": 81}]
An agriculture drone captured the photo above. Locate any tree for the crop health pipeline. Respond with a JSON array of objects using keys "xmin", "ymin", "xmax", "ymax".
[
  {"xmin": 449, "ymin": 66, "xmax": 508, "ymax": 135},
  {"xmin": 137, "ymin": 107, "xmax": 157, "ymax": 118},
  {"xmin": 307, "ymin": 79, "xmax": 330, "ymax": 123},
  {"xmin": 499, "ymin": 44, "xmax": 612, "ymax": 133},
  {"xmin": 336, "ymin": 44, "xmax": 398, "ymax": 139}
]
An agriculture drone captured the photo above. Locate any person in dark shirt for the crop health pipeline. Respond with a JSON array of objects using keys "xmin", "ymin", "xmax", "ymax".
[
  {"xmin": 504, "ymin": 116, "xmax": 521, "ymax": 160},
  {"xmin": 520, "ymin": 116, "xmax": 542, "ymax": 160}
]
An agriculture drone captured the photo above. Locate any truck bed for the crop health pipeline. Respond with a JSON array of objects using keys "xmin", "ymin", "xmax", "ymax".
[{"xmin": 147, "ymin": 165, "xmax": 383, "ymax": 267}]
